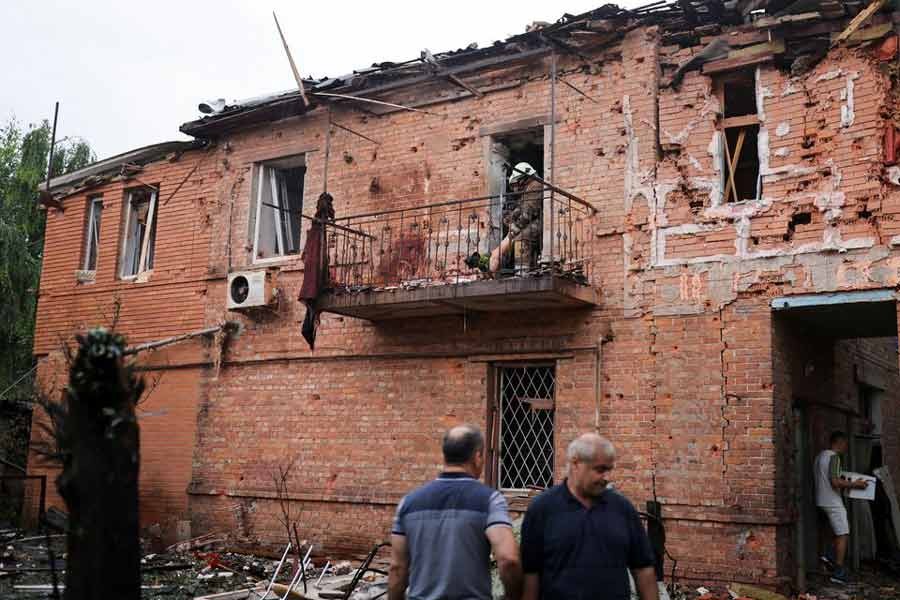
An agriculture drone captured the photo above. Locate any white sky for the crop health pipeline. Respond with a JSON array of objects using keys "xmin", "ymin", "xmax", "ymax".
[{"xmin": 2, "ymin": 0, "xmax": 643, "ymax": 159}]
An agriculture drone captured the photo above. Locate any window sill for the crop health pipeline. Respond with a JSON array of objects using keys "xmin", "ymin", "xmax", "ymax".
[
  {"xmin": 120, "ymin": 270, "xmax": 154, "ymax": 283},
  {"xmin": 74, "ymin": 270, "xmax": 96, "ymax": 284}
]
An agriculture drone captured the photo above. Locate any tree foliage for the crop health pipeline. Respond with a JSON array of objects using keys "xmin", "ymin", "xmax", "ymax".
[{"xmin": 0, "ymin": 117, "xmax": 95, "ymax": 404}]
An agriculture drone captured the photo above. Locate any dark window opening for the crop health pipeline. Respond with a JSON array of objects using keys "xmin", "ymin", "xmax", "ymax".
[
  {"xmin": 490, "ymin": 128, "xmax": 545, "ymax": 271},
  {"xmin": 121, "ymin": 187, "xmax": 158, "ymax": 277},
  {"xmin": 253, "ymin": 156, "xmax": 306, "ymax": 260},
  {"xmin": 82, "ymin": 197, "xmax": 103, "ymax": 271},
  {"xmin": 723, "ymin": 124, "xmax": 760, "ymax": 202},
  {"xmin": 723, "ymin": 71, "xmax": 757, "ymax": 118}
]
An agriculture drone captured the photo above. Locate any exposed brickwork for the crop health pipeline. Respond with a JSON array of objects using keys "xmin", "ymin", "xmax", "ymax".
[{"xmin": 26, "ymin": 18, "xmax": 900, "ymax": 592}]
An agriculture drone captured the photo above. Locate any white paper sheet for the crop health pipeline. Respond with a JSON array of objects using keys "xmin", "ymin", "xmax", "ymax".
[{"xmin": 841, "ymin": 471, "xmax": 876, "ymax": 501}]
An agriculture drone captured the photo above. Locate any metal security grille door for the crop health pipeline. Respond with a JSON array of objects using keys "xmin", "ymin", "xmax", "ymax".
[{"xmin": 498, "ymin": 366, "xmax": 555, "ymax": 491}]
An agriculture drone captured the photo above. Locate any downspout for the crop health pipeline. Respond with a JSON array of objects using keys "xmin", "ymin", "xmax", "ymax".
[{"xmin": 595, "ymin": 336, "xmax": 606, "ymax": 431}]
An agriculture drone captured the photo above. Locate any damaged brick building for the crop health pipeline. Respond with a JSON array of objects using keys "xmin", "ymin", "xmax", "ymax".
[{"xmin": 25, "ymin": 0, "xmax": 900, "ymax": 590}]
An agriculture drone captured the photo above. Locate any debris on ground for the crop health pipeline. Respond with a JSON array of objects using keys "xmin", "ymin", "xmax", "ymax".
[{"xmin": 0, "ymin": 527, "xmax": 388, "ymax": 600}]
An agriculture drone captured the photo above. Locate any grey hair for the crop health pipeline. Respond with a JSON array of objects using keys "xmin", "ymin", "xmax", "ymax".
[{"xmin": 566, "ymin": 433, "xmax": 615, "ymax": 463}]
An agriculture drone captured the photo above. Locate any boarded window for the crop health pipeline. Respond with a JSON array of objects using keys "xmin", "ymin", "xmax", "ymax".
[
  {"xmin": 120, "ymin": 188, "xmax": 158, "ymax": 278},
  {"xmin": 717, "ymin": 70, "xmax": 761, "ymax": 203},
  {"xmin": 490, "ymin": 365, "xmax": 556, "ymax": 491},
  {"xmin": 82, "ymin": 197, "xmax": 103, "ymax": 271},
  {"xmin": 252, "ymin": 156, "xmax": 306, "ymax": 261}
]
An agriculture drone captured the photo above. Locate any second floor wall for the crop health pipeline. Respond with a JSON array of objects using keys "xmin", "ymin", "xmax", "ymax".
[{"xmin": 34, "ymin": 20, "xmax": 900, "ymax": 357}]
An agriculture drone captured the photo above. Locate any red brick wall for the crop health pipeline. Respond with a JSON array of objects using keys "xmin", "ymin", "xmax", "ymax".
[
  {"xmin": 27, "ymin": 147, "xmax": 216, "ymax": 540},
  {"xmin": 26, "ymin": 20, "xmax": 900, "ymax": 590}
]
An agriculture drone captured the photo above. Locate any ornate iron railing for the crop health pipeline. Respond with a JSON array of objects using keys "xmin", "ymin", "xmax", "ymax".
[{"xmin": 323, "ymin": 185, "xmax": 595, "ymax": 293}]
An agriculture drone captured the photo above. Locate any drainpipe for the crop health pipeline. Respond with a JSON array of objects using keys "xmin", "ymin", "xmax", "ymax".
[{"xmin": 595, "ymin": 336, "xmax": 606, "ymax": 431}]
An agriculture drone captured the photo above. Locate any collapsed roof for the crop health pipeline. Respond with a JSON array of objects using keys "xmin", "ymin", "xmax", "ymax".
[{"xmin": 180, "ymin": 0, "xmax": 897, "ymax": 137}]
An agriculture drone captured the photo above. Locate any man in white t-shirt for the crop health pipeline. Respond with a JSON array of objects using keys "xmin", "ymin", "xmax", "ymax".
[{"xmin": 814, "ymin": 431, "xmax": 869, "ymax": 584}]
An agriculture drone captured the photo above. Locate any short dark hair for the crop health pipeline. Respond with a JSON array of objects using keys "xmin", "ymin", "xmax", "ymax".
[
  {"xmin": 442, "ymin": 425, "xmax": 484, "ymax": 465},
  {"xmin": 830, "ymin": 431, "xmax": 848, "ymax": 445}
]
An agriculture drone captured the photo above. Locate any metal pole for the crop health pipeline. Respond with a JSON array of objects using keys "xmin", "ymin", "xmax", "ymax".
[
  {"xmin": 323, "ymin": 106, "xmax": 332, "ymax": 194},
  {"xmin": 549, "ymin": 53, "xmax": 558, "ymax": 264},
  {"xmin": 256, "ymin": 543, "xmax": 291, "ymax": 600},
  {"xmin": 45, "ymin": 102, "xmax": 59, "ymax": 189}
]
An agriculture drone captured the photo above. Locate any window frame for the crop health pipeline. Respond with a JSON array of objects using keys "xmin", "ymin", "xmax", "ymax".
[
  {"xmin": 119, "ymin": 187, "xmax": 159, "ymax": 279},
  {"xmin": 715, "ymin": 70, "xmax": 762, "ymax": 203},
  {"xmin": 82, "ymin": 196, "xmax": 104, "ymax": 272},
  {"xmin": 486, "ymin": 362, "xmax": 557, "ymax": 492},
  {"xmin": 250, "ymin": 156, "xmax": 306, "ymax": 265}
]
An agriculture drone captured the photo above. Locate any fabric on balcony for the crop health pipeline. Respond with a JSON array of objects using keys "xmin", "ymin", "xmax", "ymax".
[{"xmin": 299, "ymin": 192, "xmax": 334, "ymax": 350}]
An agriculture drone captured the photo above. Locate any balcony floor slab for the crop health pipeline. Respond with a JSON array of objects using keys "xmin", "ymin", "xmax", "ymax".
[{"xmin": 319, "ymin": 275, "xmax": 598, "ymax": 321}]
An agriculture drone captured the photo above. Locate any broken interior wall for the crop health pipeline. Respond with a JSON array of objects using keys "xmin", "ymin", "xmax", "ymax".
[{"xmin": 25, "ymin": 147, "xmax": 219, "ymax": 543}]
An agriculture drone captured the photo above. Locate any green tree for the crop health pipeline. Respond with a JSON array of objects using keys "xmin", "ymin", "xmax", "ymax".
[{"xmin": 0, "ymin": 118, "xmax": 95, "ymax": 405}]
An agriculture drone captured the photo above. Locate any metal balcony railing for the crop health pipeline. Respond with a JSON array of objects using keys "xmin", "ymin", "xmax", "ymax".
[{"xmin": 323, "ymin": 185, "xmax": 596, "ymax": 294}]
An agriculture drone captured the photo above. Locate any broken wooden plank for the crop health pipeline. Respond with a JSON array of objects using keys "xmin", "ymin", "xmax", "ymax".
[
  {"xmin": 273, "ymin": 12, "xmax": 309, "ymax": 107},
  {"xmin": 722, "ymin": 114, "xmax": 761, "ymax": 129},
  {"xmin": 754, "ymin": 11, "xmax": 822, "ymax": 28},
  {"xmin": 834, "ymin": 21, "xmax": 893, "ymax": 44},
  {"xmin": 727, "ymin": 38, "xmax": 786, "ymax": 60},
  {"xmin": 832, "ymin": 0, "xmax": 888, "ymax": 46},
  {"xmin": 702, "ymin": 40, "xmax": 784, "ymax": 74},
  {"xmin": 445, "ymin": 73, "xmax": 484, "ymax": 98},
  {"xmin": 729, "ymin": 583, "xmax": 790, "ymax": 600}
]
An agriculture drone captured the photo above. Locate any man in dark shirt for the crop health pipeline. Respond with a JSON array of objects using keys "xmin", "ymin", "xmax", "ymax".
[{"xmin": 520, "ymin": 433, "xmax": 658, "ymax": 600}]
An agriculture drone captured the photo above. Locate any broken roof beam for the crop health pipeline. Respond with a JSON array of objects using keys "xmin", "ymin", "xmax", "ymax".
[
  {"xmin": 330, "ymin": 46, "xmax": 552, "ymax": 101},
  {"xmin": 702, "ymin": 39, "xmax": 785, "ymax": 74},
  {"xmin": 312, "ymin": 91, "xmax": 442, "ymax": 116},
  {"xmin": 421, "ymin": 49, "xmax": 485, "ymax": 98},
  {"xmin": 832, "ymin": 0, "xmax": 888, "ymax": 46}
]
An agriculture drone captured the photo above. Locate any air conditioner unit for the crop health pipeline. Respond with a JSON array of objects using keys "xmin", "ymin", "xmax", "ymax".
[{"xmin": 227, "ymin": 270, "xmax": 274, "ymax": 310}]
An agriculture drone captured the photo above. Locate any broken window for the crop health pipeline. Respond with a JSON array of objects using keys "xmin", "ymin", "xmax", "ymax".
[
  {"xmin": 717, "ymin": 70, "xmax": 761, "ymax": 203},
  {"xmin": 82, "ymin": 196, "xmax": 103, "ymax": 271},
  {"xmin": 120, "ymin": 187, "xmax": 158, "ymax": 278},
  {"xmin": 251, "ymin": 155, "xmax": 306, "ymax": 261},
  {"xmin": 489, "ymin": 128, "xmax": 545, "ymax": 271},
  {"xmin": 490, "ymin": 365, "xmax": 556, "ymax": 491}
]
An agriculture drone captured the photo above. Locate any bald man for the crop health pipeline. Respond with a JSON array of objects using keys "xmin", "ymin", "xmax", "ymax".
[
  {"xmin": 520, "ymin": 434, "xmax": 658, "ymax": 600},
  {"xmin": 389, "ymin": 425, "xmax": 522, "ymax": 600}
]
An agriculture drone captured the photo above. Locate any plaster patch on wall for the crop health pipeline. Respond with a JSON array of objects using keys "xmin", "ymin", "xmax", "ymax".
[
  {"xmin": 757, "ymin": 129, "xmax": 770, "ymax": 195},
  {"xmin": 889, "ymin": 234, "xmax": 900, "ymax": 247},
  {"xmin": 816, "ymin": 69, "xmax": 844, "ymax": 82},
  {"xmin": 888, "ymin": 166, "xmax": 900, "ymax": 186},
  {"xmin": 775, "ymin": 148, "xmax": 790, "ymax": 157},
  {"xmin": 775, "ymin": 122, "xmax": 790, "ymax": 137},
  {"xmin": 623, "ymin": 95, "xmax": 640, "ymax": 212},
  {"xmin": 661, "ymin": 96, "xmax": 718, "ymax": 146},
  {"xmin": 755, "ymin": 66, "xmax": 773, "ymax": 123},
  {"xmin": 840, "ymin": 73, "xmax": 858, "ymax": 129},
  {"xmin": 781, "ymin": 80, "xmax": 800, "ymax": 97},
  {"xmin": 688, "ymin": 154, "xmax": 703, "ymax": 171}
]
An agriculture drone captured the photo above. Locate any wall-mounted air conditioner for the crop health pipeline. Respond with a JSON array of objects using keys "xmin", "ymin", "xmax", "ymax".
[{"xmin": 227, "ymin": 270, "xmax": 274, "ymax": 310}]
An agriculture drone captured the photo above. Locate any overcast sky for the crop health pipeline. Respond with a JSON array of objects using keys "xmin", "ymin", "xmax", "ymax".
[{"xmin": 2, "ymin": 1, "xmax": 644, "ymax": 160}]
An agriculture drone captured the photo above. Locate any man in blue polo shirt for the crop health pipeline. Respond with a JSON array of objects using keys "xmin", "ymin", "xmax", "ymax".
[
  {"xmin": 520, "ymin": 433, "xmax": 658, "ymax": 600},
  {"xmin": 388, "ymin": 424, "xmax": 523, "ymax": 600}
]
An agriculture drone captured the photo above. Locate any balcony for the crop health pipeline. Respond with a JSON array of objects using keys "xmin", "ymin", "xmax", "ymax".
[{"xmin": 319, "ymin": 185, "xmax": 598, "ymax": 320}]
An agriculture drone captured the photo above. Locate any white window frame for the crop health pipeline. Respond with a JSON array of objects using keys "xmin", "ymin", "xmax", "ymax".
[
  {"xmin": 119, "ymin": 188, "xmax": 158, "ymax": 279},
  {"xmin": 82, "ymin": 196, "xmax": 103, "ymax": 271},
  {"xmin": 251, "ymin": 158, "xmax": 306, "ymax": 264}
]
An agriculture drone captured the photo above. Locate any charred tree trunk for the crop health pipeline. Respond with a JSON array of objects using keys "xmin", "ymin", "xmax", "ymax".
[{"xmin": 55, "ymin": 329, "xmax": 143, "ymax": 600}]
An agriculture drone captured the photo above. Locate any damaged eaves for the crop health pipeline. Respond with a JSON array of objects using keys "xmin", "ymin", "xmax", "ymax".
[
  {"xmin": 181, "ymin": 0, "xmax": 897, "ymax": 140},
  {"xmin": 41, "ymin": 140, "xmax": 206, "ymax": 204}
]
